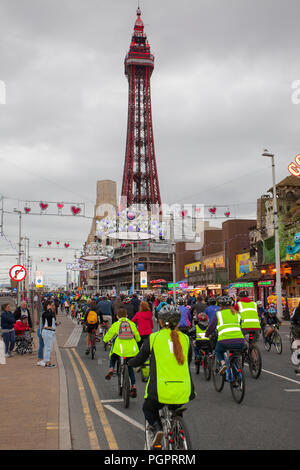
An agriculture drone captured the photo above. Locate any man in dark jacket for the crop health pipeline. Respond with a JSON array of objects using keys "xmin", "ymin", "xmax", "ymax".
[
  {"xmin": 130, "ymin": 294, "xmax": 140, "ymax": 315},
  {"xmin": 14, "ymin": 300, "xmax": 32, "ymax": 328}
]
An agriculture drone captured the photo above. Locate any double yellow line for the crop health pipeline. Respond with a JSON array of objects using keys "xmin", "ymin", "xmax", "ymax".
[{"xmin": 66, "ymin": 348, "xmax": 118, "ymax": 450}]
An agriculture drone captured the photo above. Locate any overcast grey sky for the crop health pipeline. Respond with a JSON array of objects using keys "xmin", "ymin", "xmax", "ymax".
[{"xmin": 0, "ymin": 0, "xmax": 299, "ymax": 286}]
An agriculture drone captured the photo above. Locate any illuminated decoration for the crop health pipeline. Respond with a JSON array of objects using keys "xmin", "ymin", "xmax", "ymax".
[
  {"xmin": 224, "ymin": 211, "xmax": 230, "ymax": 217},
  {"xmin": 71, "ymin": 206, "xmax": 81, "ymax": 216},
  {"xmin": 64, "ymin": 243, "xmax": 70, "ymax": 248},
  {"xmin": 24, "ymin": 207, "xmax": 31, "ymax": 214},
  {"xmin": 96, "ymin": 208, "xmax": 165, "ymax": 241},
  {"xmin": 57, "ymin": 203, "xmax": 64, "ymax": 210},
  {"xmin": 67, "ymin": 260, "xmax": 92, "ymax": 271},
  {"xmin": 288, "ymin": 154, "xmax": 300, "ymax": 177},
  {"xmin": 80, "ymin": 242, "xmax": 114, "ymax": 261},
  {"xmin": 40, "ymin": 202, "xmax": 48, "ymax": 211},
  {"xmin": 208, "ymin": 207, "xmax": 216, "ymax": 216},
  {"xmin": 41, "ymin": 258, "xmax": 64, "ymax": 263}
]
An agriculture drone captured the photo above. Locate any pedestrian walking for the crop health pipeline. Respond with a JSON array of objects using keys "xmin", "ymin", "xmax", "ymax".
[{"xmin": 1, "ymin": 303, "xmax": 16, "ymax": 357}]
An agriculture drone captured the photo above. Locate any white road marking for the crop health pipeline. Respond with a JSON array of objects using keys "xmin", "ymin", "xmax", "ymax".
[
  {"xmin": 261, "ymin": 368, "xmax": 300, "ymax": 385},
  {"xmin": 101, "ymin": 399, "xmax": 124, "ymax": 403},
  {"xmin": 104, "ymin": 404, "xmax": 144, "ymax": 431},
  {"xmin": 284, "ymin": 389, "xmax": 300, "ymax": 392}
]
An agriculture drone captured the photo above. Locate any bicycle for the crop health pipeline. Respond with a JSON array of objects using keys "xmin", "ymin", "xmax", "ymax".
[
  {"xmin": 115, "ymin": 356, "xmax": 131, "ymax": 408},
  {"xmin": 194, "ymin": 343, "xmax": 211, "ymax": 380},
  {"xmin": 242, "ymin": 332, "xmax": 262, "ymax": 379},
  {"xmin": 263, "ymin": 324, "xmax": 282, "ymax": 354},
  {"xmin": 101, "ymin": 321, "xmax": 110, "ymax": 350},
  {"xmin": 89, "ymin": 327, "xmax": 97, "ymax": 360},
  {"xmin": 144, "ymin": 405, "xmax": 192, "ymax": 450},
  {"xmin": 212, "ymin": 350, "xmax": 245, "ymax": 404}
]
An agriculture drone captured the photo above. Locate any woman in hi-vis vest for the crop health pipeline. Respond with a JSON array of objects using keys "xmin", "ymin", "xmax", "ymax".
[{"xmin": 128, "ymin": 304, "xmax": 195, "ymax": 449}]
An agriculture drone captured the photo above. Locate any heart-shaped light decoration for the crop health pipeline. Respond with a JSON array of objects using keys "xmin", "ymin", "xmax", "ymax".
[
  {"xmin": 41, "ymin": 259, "xmax": 44, "ymax": 262},
  {"xmin": 53, "ymin": 258, "xmax": 56, "ymax": 261},
  {"xmin": 56, "ymin": 241, "xmax": 60, "ymax": 245},
  {"xmin": 127, "ymin": 211, "xmax": 135, "ymax": 221},
  {"xmin": 58, "ymin": 259, "xmax": 62, "ymax": 263},
  {"xmin": 64, "ymin": 243, "xmax": 70, "ymax": 248},
  {"xmin": 24, "ymin": 207, "xmax": 31, "ymax": 214},
  {"xmin": 180, "ymin": 210, "xmax": 188, "ymax": 217},
  {"xmin": 40, "ymin": 202, "xmax": 48, "ymax": 211},
  {"xmin": 196, "ymin": 207, "xmax": 201, "ymax": 213},
  {"xmin": 47, "ymin": 241, "xmax": 52, "ymax": 246},
  {"xmin": 71, "ymin": 206, "xmax": 81, "ymax": 215},
  {"xmin": 209, "ymin": 207, "xmax": 216, "ymax": 215},
  {"xmin": 38, "ymin": 243, "xmax": 42, "ymax": 247},
  {"xmin": 224, "ymin": 211, "xmax": 230, "ymax": 218},
  {"xmin": 57, "ymin": 203, "xmax": 64, "ymax": 210},
  {"xmin": 46, "ymin": 258, "xmax": 50, "ymax": 261}
]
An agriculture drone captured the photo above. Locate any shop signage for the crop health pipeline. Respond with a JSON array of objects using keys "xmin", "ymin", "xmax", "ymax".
[
  {"xmin": 207, "ymin": 284, "xmax": 221, "ymax": 290},
  {"xmin": 236, "ymin": 253, "xmax": 253, "ymax": 279},
  {"xmin": 137, "ymin": 263, "xmax": 145, "ymax": 271},
  {"xmin": 258, "ymin": 280, "xmax": 274, "ymax": 286},
  {"xmin": 233, "ymin": 282, "xmax": 254, "ymax": 288},
  {"xmin": 140, "ymin": 271, "xmax": 147, "ymax": 289}
]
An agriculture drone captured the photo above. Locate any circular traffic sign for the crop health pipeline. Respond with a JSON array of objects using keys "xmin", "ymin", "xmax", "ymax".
[{"xmin": 9, "ymin": 264, "xmax": 27, "ymax": 282}]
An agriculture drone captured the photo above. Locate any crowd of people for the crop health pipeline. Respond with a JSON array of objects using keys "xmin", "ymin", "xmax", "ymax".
[{"xmin": 1, "ymin": 288, "xmax": 300, "ymax": 449}]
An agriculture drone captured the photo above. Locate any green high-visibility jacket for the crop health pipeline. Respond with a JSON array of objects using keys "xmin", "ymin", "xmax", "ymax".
[
  {"xmin": 144, "ymin": 329, "xmax": 195, "ymax": 404},
  {"xmin": 195, "ymin": 324, "xmax": 209, "ymax": 341},
  {"xmin": 103, "ymin": 318, "xmax": 141, "ymax": 358},
  {"xmin": 216, "ymin": 309, "xmax": 244, "ymax": 341},
  {"xmin": 237, "ymin": 301, "xmax": 260, "ymax": 330}
]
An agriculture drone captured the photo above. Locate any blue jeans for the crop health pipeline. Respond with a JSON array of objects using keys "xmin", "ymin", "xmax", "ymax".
[
  {"xmin": 2, "ymin": 330, "xmax": 15, "ymax": 354},
  {"xmin": 110, "ymin": 353, "xmax": 135, "ymax": 386},
  {"xmin": 215, "ymin": 342, "xmax": 244, "ymax": 362},
  {"xmin": 42, "ymin": 329, "xmax": 55, "ymax": 363},
  {"xmin": 37, "ymin": 328, "xmax": 44, "ymax": 360}
]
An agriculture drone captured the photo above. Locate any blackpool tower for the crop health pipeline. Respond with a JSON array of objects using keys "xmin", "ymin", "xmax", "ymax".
[{"xmin": 121, "ymin": 7, "xmax": 162, "ymax": 212}]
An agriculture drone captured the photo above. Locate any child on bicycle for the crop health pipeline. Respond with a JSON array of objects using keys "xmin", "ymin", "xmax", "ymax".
[
  {"xmin": 83, "ymin": 306, "xmax": 101, "ymax": 355},
  {"xmin": 263, "ymin": 304, "xmax": 281, "ymax": 343},
  {"xmin": 103, "ymin": 308, "xmax": 141, "ymax": 398}
]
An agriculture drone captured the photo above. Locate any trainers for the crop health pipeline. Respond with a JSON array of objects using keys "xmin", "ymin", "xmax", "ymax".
[
  {"xmin": 219, "ymin": 363, "xmax": 227, "ymax": 375},
  {"xmin": 37, "ymin": 360, "xmax": 45, "ymax": 366},
  {"xmin": 150, "ymin": 422, "xmax": 163, "ymax": 449},
  {"xmin": 130, "ymin": 386, "xmax": 137, "ymax": 398},
  {"xmin": 45, "ymin": 363, "xmax": 56, "ymax": 368},
  {"xmin": 105, "ymin": 368, "xmax": 114, "ymax": 380}
]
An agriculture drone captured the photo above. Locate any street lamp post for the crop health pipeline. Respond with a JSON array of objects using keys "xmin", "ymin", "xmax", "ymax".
[{"xmin": 261, "ymin": 150, "xmax": 283, "ymax": 320}]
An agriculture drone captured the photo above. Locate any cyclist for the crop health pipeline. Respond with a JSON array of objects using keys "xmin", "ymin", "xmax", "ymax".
[
  {"xmin": 188, "ymin": 313, "xmax": 211, "ymax": 362},
  {"xmin": 83, "ymin": 304, "xmax": 102, "ymax": 355},
  {"xmin": 235, "ymin": 290, "xmax": 261, "ymax": 342},
  {"xmin": 178, "ymin": 298, "xmax": 191, "ymax": 334},
  {"xmin": 128, "ymin": 304, "xmax": 195, "ymax": 449},
  {"xmin": 204, "ymin": 297, "xmax": 220, "ymax": 324},
  {"xmin": 103, "ymin": 308, "xmax": 140, "ymax": 398},
  {"xmin": 205, "ymin": 296, "xmax": 245, "ymax": 375},
  {"xmin": 263, "ymin": 304, "xmax": 281, "ymax": 343}
]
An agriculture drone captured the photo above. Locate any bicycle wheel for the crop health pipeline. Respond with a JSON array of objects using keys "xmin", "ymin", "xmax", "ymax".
[
  {"xmin": 117, "ymin": 357, "xmax": 122, "ymax": 396},
  {"xmin": 122, "ymin": 364, "xmax": 130, "ymax": 408},
  {"xmin": 274, "ymin": 332, "xmax": 282, "ymax": 354},
  {"xmin": 195, "ymin": 358, "xmax": 200, "ymax": 375},
  {"xmin": 249, "ymin": 345, "xmax": 262, "ymax": 379},
  {"xmin": 203, "ymin": 355, "xmax": 211, "ymax": 381},
  {"xmin": 91, "ymin": 333, "xmax": 96, "ymax": 360},
  {"xmin": 230, "ymin": 359, "xmax": 245, "ymax": 404},
  {"xmin": 263, "ymin": 336, "xmax": 271, "ymax": 351},
  {"xmin": 169, "ymin": 416, "xmax": 192, "ymax": 450},
  {"xmin": 212, "ymin": 355, "xmax": 225, "ymax": 392}
]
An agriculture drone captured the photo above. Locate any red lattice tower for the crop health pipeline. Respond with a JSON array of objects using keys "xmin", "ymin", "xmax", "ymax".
[{"xmin": 121, "ymin": 7, "xmax": 161, "ymax": 212}]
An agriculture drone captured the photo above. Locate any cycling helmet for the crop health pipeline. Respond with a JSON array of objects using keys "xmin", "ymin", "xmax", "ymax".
[
  {"xmin": 257, "ymin": 300, "xmax": 262, "ymax": 306},
  {"xmin": 207, "ymin": 297, "xmax": 216, "ymax": 305},
  {"xmin": 198, "ymin": 313, "xmax": 208, "ymax": 322},
  {"xmin": 216, "ymin": 296, "xmax": 232, "ymax": 307},
  {"xmin": 238, "ymin": 290, "xmax": 248, "ymax": 298},
  {"xmin": 158, "ymin": 305, "xmax": 181, "ymax": 327}
]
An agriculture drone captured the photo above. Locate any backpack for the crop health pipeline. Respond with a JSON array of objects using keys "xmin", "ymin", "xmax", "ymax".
[
  {"xmin": 118, "ymin": 320, "xmax": 134, "ymax": 340},
  {"xmin": 86, "ymin": 310, "xmax": 98, "ymax": 325}
]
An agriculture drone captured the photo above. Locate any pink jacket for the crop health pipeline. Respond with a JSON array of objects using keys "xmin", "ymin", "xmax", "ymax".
[{"xmin": 132, "ymin": 311, "xmax": 153, "ymax": 336}]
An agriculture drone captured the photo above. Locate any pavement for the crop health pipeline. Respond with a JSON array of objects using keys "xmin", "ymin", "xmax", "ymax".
[{"xmin": 0, "ymin": 309, "xmax": 74, "ymax": 450}]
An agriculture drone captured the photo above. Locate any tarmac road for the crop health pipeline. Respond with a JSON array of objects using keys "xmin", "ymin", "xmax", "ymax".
[{"xmin": 61, "ymin": 321, "xmax": 300, "ymax": 450}]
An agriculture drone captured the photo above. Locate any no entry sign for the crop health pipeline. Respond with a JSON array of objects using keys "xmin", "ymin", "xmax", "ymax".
[{"xmin": 9, "ymin": 265, "xmax": 27, "ymax": 282}]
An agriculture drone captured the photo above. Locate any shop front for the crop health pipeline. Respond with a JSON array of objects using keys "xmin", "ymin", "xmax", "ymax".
[
  {"xmin": 229, "ymin": 282, "xmax": 255, "ymax": 300},
  {"xmin": 257, "ymin": 280, "xmax": 275, "ymax": 308}
]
